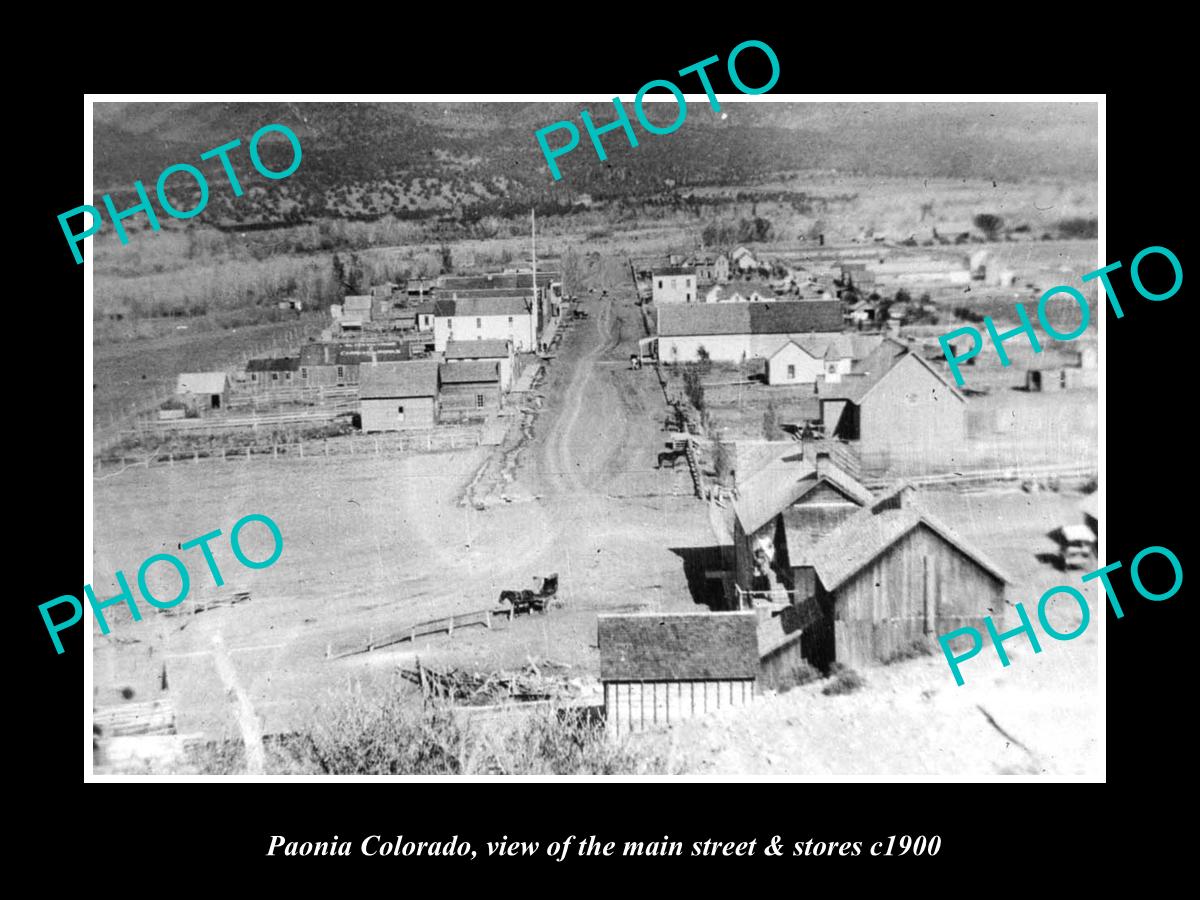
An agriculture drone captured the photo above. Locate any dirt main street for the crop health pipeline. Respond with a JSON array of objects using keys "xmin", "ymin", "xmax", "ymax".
[{"xmin": 92, "ymin": 276, "xmax": 716, "ymax": 740}]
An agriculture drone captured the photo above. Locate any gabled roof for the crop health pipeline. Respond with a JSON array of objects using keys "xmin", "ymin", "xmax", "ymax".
[
  {"xmin": 733, "ymin": 455, "xmax": 871, "ymax": 535},
  {"xmin": 176, "ymin": 372, "xmax": 228, "ymax": 395},
  {"xmin": 657, "ymin": 301, "xmax": 842, "ymax": 337},
  {"xmin": 822, "ymin": 333, "xmax": 884, "ymax": 361},
  {"xmin": 444, "ymin": 339, "xmax": 512, "ymax": 360},
  {"xmin": 438, "ymin": 360, "xmax": 499, "ymax": 384},
  {"xmin": 598, "ymin": 612, "xmax": 759, "ymax": 681},
  {"xmin": 768, "ymin": 340, "xmax": 821, "ymax": 362},
  {"xmin": 818, "ymin": 342, "xmax": 964, "ymax": 405},
  {"xmin": 358, "ymin": 361, "xmax": 439, "ymax": 399},
  {"xmin": 810, "ymin": 484, "xmax": 1012, "ymax": 591}
]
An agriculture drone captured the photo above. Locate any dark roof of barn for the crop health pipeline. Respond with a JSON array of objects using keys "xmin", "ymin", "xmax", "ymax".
[
  {"xmin": 438, "ymin": 361, "xmax": 500, "ymax": 384},
  {"xmin": 809, "ymin": 484, "xmax": 1011, "ymax": 591},
  {"xmin": 657, "ymin": 300, "xmax": 842, "ymax": 337},
  {"xmin": 359, "ymin": 361, "xmax": 439, "ymax": 399},
  {"xmin": 245, "ymin": 357, "xmax": 300, "ymax": 372},
  {"xmin": 597, "ymin": 612, "xmax": 759, "ymax": 681}
]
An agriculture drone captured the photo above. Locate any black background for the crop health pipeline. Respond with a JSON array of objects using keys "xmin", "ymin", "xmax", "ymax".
[{"xmin": 19, "ymin": 21, "xmax": 1190, "ymax": 886}]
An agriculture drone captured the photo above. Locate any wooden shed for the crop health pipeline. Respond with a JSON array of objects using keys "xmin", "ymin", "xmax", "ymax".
[
  {"xmin": 359, "ymin": 361, "xmax": 440, "ymax": 432},
  {"xmin": 437, "ymin": 360, "xmax": 501, "ymax": 422},
  {"xmin": 806, "ymin": 484, "xmax": 1010, "ymax": 668},
  {"xmin": 598, "ymin": 611, "xmax": 758, "ymax": 736}
]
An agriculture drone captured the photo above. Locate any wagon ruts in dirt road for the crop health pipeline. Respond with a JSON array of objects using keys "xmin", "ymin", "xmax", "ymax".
[{"xmin": 499, "ymin": 573, "xmax": 559, "ymax": 615}]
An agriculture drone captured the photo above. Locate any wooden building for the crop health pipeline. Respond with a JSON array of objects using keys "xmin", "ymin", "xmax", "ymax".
[
  {"xmin": 818, "ymin": 339, "xmax": 966, "ymax": 470},
  {"xmin": 243, "ymin": 357, "xmax": 300, "ymax": 391},
  {"xmin": 444, "ymin": 339, "xmax": 517, "ymax": 391},
  {"xmin": 598, "ymin": 612, "xmax": 758, "ymax": 736},
  {"xmin": 359, "ymin": 361, "xmax": 440, "ymax": 432},
  {"xmin": 438, "ymin": 360, "xmax": 501, "ymax": 422},
  {"xmin": 733, "ymin": 470, "xmax": 1009, "ymax": 670}
]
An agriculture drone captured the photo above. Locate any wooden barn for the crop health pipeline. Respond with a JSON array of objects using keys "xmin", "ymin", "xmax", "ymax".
[
  {"xmin": 805, "ymin": 484, "xmax": 1010, "ymax": 667},
  {"xmin": 359, "ymin": 361, "xmax": 440, "ymax": 432},
  {"xmin": 732, "ymin": 458, "xmax": 1009, "ymax": 670},
  {"xmin": 598, "ymin": 612, "xmax": 758, "ymax": 736},
  {"xmin": 438, "ymin": 360, "xmax": 501, "ymax": 422},
  {"xmin": 818, "ymin": 339, "xmax": 966, "ymax": 472}
]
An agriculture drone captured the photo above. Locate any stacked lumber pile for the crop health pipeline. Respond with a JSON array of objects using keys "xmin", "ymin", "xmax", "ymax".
[{"xmin": 400, "ymin": 659, "xmax": 576, "ymax": 707}]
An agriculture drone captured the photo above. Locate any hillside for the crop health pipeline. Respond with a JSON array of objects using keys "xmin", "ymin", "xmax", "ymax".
[{"xmin": 92, "ymin": 101, "xmax": 1098, "ymax": 224}]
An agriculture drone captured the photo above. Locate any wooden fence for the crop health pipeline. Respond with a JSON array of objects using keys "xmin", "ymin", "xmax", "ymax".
[
  {"xmin": 94, "ymin": 429, "xmax": 484, "ymax": 473},
  {"xmin": 327, "ymin": 606, "xmax": 518, "ymax": 660}
]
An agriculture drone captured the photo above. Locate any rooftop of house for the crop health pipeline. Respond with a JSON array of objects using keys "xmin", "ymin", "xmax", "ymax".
[
  {"xmin": 444, "ymin": 339, "xmax": 512, "ymax": 359},
  {"xmin": 817, "ymin": 340, "xmax": 962, "ymax": 405},
  {"xmin": 438, "ymin": 360, "xmax": 500, "ymax": 384},
  {"xmin": 342, "ymin": 295, "xmax": 374, "ymax": 312},
  {"xmin": 176, "ymin": 372, "xmax": 229, "ymax": 395},
  {"xmin": 733, "ymin": 453, "xmax": 873, "ymax": 535},
  {"xmin": 652, "ymin": 267, "xmax": 697, "ymax": 278},
  {"xmin": 808, "ymin": 483, "xmax": 1012, "ymax": 591},
  {"xmin": 597, "ymin": 612, "xmax": 760, "ymax": 682},
  {"xmin": 657, "ymin": 300, "xmax": 843, "ymax": 337},
  {"xmin": 433, "ymin": 296, "xmax": 530, "ymax": 318},
  {"xmin": 358, "ymin": 360, "xmax": 440, "ymax": 399},
  {"xmin": 245, "ymin": 357, "xmax": 300, "ymax": 373}
]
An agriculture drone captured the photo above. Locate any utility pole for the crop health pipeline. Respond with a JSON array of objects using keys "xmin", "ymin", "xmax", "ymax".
[{"xmin": 530, "ymin": 208, "xmax": 539, "ymax": 352}]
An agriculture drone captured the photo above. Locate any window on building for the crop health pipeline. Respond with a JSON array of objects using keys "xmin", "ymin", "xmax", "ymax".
[
  {"xmin": 671, "ymin": 278, "xmax": 677, "ymax": 289},
  {"xmin": 301, "ymin": 367, "xmax": 308, "ymax": 379},
  {"xmin": 285, "ymin": 372, "xmax": 292, "ymax": 381},
  {"xmin": 686, "ymin": 293, "xmax": 692, "ymax": 302},
  {"xmin": 476, "ymin": 318, "xmax": 482, "ymax": 328},
  {"xmin": 397, "ymin": 405, "xmax": 405, "ymax": 421},
  {"xmin": 337, "ymin": 366, "xmax": 345, "ymax": 381},
  {"xmin": 475, "ymin": 393, "xmax": 484, "ymax": 408},
  {"xmin": 657, "ymin": 280, "xmax": 663, "ymax": 289},
  {"xmin": 271, "ymin": 373, "xmax": 279, "ymax": 382},
  {"xmin": 508, "ymin": 316, "xmax": 513, "ymax": 324},
  {"xmin": 787, "ymin": 364, "xmax": 796, "ymax": 379}
]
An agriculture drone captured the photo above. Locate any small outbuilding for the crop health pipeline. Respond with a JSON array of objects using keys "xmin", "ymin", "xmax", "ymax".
[
  {"xmin": 765, "ymin": 340, "xmax": 824, "ymax": 385},
  {"xmin": 175, "ymin": 372, "xmax": 229, "ymax": 411},
  {"xmin": 598, "ymin": 611, "xmax": 759, "ymax": 736}
]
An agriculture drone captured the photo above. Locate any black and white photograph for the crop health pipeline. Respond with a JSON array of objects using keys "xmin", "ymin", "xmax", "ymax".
[{"xmin": 83, "ymin": 96, "xmax": 1102, "ymax": 778}]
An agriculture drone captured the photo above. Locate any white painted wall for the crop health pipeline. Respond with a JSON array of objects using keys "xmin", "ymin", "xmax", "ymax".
[{"xmin": 435, "ymin": 313, "xmax": 535, "ymax": 352}]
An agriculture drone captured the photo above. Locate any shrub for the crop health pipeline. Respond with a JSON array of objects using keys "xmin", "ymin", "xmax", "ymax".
[
  {"xmin": 883, "ymin": 638, "xmax": 934, "ymax": 665},
  {"xmin": 821, "ymin": 663, "xmax": 866, "ymax": 696},
  {"xmin": 776, "ymin": 661, "xmax": 822, "ymax": 693}
]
